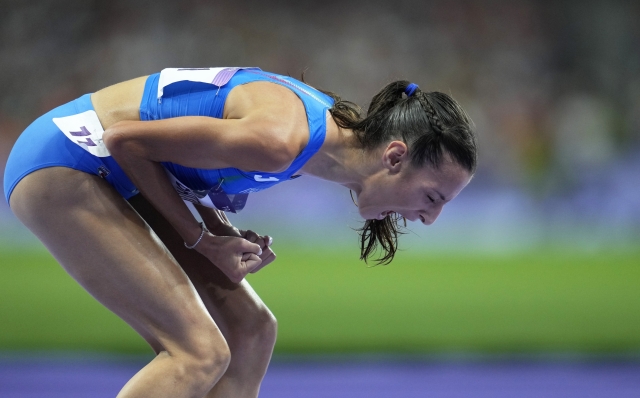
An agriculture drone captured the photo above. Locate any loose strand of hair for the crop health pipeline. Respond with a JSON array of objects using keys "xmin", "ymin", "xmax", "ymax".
[{"xmin": 357, "ymin": 213, "xmax": 406, "ymax": 265}]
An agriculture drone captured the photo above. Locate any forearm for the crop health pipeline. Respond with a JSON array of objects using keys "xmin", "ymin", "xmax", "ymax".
[
  {"xmin": 195, "ymin": 205, "xmax": 241, "ymax": 237},
  {"xmin": 104, "ymin": 130, "xmax": 202, "ymax": 244}
]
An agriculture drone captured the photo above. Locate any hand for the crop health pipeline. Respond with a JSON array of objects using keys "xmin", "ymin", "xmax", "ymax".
[
  {"xmin": 207, "ymin": 223, "xmax": 242, "ymax": 238},
  {"xmin": 239, "ymin": 229, "xmax": 276, "ymax": 273},
  {"xmin": 195, "ymin": 233, "xmax": 263, "ymax": 283}
]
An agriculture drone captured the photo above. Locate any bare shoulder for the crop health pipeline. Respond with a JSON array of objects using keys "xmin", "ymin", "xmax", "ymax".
[
  {"xmin": 102, "ymin": 78, "xmax": 314, "ymax": 173},
  {"xmin": 223, "ymin": 81, "xmax": 310, "ymax": 163}
]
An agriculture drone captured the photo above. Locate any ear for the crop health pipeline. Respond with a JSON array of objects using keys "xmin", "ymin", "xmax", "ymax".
[{"xmin": 381, "ymin": 141, "xmax": 408, "ymax": 174}]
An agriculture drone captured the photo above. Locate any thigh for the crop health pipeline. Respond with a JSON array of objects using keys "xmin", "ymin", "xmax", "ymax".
[
  {"xmin": 128, "ymin": 194, "xmax": 273, "ymax": 341},
  {"xmin": 10, "ymin": 167, "xmax": 220, "ymax": 354}
]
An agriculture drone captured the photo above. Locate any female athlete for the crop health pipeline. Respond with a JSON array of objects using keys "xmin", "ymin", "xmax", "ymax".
[{"xmin": 3, "ymin": 67, "xmax": 477, "ymax": 397}]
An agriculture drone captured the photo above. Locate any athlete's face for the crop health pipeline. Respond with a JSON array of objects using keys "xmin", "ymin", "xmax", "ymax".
[{"xmin": 356, "ymin": 141, "xmax": 472, "ymax": 224}]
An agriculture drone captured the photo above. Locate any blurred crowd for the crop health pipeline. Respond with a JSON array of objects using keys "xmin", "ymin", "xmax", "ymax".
[{"xmin": 1, "ymin": 0, "xmax": 639, "ymax": 238}]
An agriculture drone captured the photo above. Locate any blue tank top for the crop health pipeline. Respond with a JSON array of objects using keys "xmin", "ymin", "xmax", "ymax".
[{"xmin": 139, "ymin": 68, "xmax": 334, "ymax": 212}]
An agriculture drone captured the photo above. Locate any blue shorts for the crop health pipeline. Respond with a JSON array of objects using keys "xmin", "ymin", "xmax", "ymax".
[{"xmin": 3, "ymin": 94, "xmax": 138, "ymax": 205}]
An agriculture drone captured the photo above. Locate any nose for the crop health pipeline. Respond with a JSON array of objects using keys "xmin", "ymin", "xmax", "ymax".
[{"xmin": 420, "ymin": 204, "xmax": 444, "ymax": 225}]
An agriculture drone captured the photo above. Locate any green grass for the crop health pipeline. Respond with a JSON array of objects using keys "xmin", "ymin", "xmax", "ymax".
[{"xmin": 0, "ymin": 245, "xmax": 639, "ymax": 354}]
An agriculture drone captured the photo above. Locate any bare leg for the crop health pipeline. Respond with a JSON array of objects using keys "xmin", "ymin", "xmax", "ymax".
[
  {"xmin": 130, "ymin": 195, "xmax": 277, "ymax": 398},
  {"xmin": 10, "ymin": 168, "xmax": 231, "ymax": 398}
]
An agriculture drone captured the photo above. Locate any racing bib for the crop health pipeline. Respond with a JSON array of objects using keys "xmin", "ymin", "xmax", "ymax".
[{"xmin": 52, "ymin": 110, "xmax": 110, "ymax": 157}]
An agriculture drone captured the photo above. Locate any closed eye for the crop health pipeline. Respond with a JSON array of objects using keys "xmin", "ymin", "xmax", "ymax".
[{"xmin": 427, "ymin": 195, "xmax": 435, "ymax": 203}]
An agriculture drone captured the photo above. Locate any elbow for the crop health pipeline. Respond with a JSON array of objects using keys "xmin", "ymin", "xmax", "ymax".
[
  {"xmin": 240, "ymin": 119, "xmax": 301, "ymax": 172},
  {"xmin": 256, "ymin": 130, "xmax": 299, "ymax": 172},
  {"xmin": 103, "ymin": 121, "xmax": 137, "ymax": 156},
  {"xmin": 257, "ymin": 145, "xmax": 297, "ymax": 172},
  {"xmin": 102, "ymin": 125, "xmax": 125, "ymax": 153}
]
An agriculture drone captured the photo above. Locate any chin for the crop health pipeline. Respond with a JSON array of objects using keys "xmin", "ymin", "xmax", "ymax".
[
  {"xmin": 359, "ymin": 209, "xmax": 383, "ymax": 221},
  {"xmin": 358, "ymin": 209, "xmax": 374, "ymax": 220}
]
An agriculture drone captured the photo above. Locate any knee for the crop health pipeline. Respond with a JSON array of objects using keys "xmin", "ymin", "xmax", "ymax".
[
  {"xmin": 252, "ymin": 307, "xmax": 278, "ymax": 350},
  {"xmin": 231, "ymin": 306, "xmax": 278, "ymax": 354},
  {"xmin": 256, "ymin": 307, "xmax": 278, "ymax": 343},
  {"xmin": 175, "ymin": 328, "xmax": 232, "ymax": 386},
  {"xmin": 195, "ymin": 340, "xmax": 232, "ymax": 377}
]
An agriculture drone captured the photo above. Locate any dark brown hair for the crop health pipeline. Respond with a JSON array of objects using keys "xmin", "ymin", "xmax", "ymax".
[{"xmin": 321, "ymin": 81, "xmax": 477, "ymax": 265}]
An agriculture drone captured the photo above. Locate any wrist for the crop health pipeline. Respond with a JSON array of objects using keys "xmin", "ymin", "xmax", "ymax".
[
  {"xmin": 208, "ymin": 223, "xmax": 241, "ymax": 238},
  {"xmin": 184, "ymin": 222, "xmax": 210, "ymax": 249}
]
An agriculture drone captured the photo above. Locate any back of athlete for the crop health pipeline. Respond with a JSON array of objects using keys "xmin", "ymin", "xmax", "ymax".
[{"xmin": 90, "ymin": 74, "xmax": 310, "ymax": 145}]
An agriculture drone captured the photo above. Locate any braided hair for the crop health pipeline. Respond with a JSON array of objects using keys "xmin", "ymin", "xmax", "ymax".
[{"xmin": 319, "ymin": 81, "xmax": 477, "ymax": 264}]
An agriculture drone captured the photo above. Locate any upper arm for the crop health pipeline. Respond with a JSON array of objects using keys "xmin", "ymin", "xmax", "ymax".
[{"xmin": 103, "ymin": 113, "xmax": 303, "ymax": 172}]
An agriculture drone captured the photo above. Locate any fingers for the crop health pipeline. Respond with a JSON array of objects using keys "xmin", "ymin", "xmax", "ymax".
[
  {"xmin": 220, "ymin": 231, "xmax": 276, "ymax": 278},
  {"xmin": 225, "ymin": 253, "xmax": 262, "ymax": 284},
  {"xmin": 242, "ymin": 229, "xmax": 261, "ymax": 243},
  {"xmin": 249, "ymin": 235, "xmax": 274, "ymax": 272},
  {"xmin": 237, "ymin": 237, "xmax": 263, "ymax": 256},
  {"xmin": 242, "ymin": 230, "xmax": 273, "ymax": 248},
  {"xmin": 250, "ymin": 253, "xmax": 273, "ymax": 272},
  {"xmin": 250, "ymin": 244, "xmax": 276, "ymax": 273},
  {"xmin": 240, "ymin": 231, "xmax": 273, "ymax": 256},
  {"xmin": 241, "ymin": 253, "xmax": 262, "ymax": 273}
]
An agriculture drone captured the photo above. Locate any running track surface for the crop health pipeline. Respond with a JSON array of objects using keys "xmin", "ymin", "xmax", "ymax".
[{"xmin": 1, "ymin": 356, "xmax": 639, "ymax": 397}]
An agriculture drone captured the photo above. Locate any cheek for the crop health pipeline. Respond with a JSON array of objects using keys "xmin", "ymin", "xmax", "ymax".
[
  {"xmin": 356, "ymin": 193, "xmax": 378, "ymax": 214},
  {"xmin": 364, "ymin": 183, "xmax": 393, "ymax": 204}
]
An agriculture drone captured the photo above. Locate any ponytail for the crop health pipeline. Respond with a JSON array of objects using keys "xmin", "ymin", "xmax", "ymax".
[{"xmin": 318, "ymin": 80, "xmax": 477, "ymax": 265}]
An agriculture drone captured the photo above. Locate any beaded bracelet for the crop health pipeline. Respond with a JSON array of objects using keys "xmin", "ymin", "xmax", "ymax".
[{"xmin": 184, "ymin": 222, "xmax": 209, "ymax": 249}]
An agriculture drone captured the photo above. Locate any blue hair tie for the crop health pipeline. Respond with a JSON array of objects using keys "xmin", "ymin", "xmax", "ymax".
[{"xmin": 405, "ymin": 83, "xmax": 419, "ymax": 97}]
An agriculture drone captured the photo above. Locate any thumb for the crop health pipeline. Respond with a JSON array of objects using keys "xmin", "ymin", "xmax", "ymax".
[
  {"xmin": 239, "ymin": 239, "xmax": 263, "ymax": 256},
  {"xmin": 242, "ymin": 253, "xmax": 262, "ymax": 272}
]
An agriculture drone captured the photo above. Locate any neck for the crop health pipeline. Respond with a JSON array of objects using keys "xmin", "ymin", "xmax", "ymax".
[{"xmin": 299, "ymin": 115, "xmax": 373, "ymax": 194}]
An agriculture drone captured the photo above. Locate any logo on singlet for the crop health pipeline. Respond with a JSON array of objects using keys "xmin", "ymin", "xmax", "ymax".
[
  {"xmin": 254, "ymin": 175, "xmax": 279, "ymax": 182},
  {"xmin": 97, "ymin": 165, "xmax": 110, "ymax": 178}
]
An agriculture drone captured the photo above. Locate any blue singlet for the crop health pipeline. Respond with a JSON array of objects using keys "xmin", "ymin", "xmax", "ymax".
[{"xmin": 3, "ymin": 67, "xmax": 334, "ymax": 212}]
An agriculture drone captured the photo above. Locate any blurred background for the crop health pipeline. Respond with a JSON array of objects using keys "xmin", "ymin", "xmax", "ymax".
[{"xmin": 1, "ymin": 0, "xmax": 639, "ymax": 396}]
